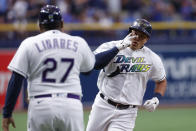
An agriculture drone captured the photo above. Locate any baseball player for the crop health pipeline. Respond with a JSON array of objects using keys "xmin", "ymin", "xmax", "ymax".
[
  {"xmin": 86, "ymin": 19, "xmax": 167, "ymax": 131},
  {"xmin": 2, "ymin": 5, "xmax": 95, "ymax": 131}
]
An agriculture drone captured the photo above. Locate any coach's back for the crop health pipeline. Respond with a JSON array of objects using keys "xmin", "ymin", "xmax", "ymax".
[
  {"xmin": 9, "ymin": 30, "xmax": 95, "ymax": 97},
  {"xmin": 2, "ymin": 5, "xmax": 95, "ymax": 131}
]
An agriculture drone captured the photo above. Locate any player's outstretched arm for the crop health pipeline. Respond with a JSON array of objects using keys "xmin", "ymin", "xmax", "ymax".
[
  {"xmin": 2, "ymin": 72, "xmax": 25, "ymax": 130},
  {"xmin": 94, "ymin": 47, "xmax": 119, "ymax": 70},
  {"xmin": 94, "ymin": 34, "xmax": 137, "ymax": 70},
  {"xmin": 144, "ymin": 79, "xmax": 167, "ymax": 112}
]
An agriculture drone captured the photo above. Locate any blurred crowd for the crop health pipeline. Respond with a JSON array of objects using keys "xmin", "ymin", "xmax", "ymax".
[
  {"xmin": 0, "ymin": 0, "xmax": 195, "ymax": 42},
  {"xmin": 0, "ymin": 0, "xmax": 196, "ymax": 25}
]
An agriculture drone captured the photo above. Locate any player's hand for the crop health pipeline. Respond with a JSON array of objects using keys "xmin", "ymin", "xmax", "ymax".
[
  {"xmin": 2, "ymin": 117, "xmax": 16, "ymax": 131},
  {"xmin": 143, "ymin": 97, "xmax": 159, "ymax": 112},
  {"xmin": 116, "ymin": 34, "xmax": 137, "ymax": 50}
]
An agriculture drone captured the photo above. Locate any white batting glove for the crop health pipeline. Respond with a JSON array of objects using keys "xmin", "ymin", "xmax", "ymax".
[
  {"xmin": 116, "ymin": 35, "xmax": 137, "ymax": 50},
  {"xmin": 143, "ymin": 97, "xmax": 159, "ymax": 112}
]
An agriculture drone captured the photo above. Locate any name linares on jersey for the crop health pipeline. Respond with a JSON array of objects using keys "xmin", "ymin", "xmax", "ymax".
[{"xmin": 35, "ymin": 38, "xmax": 78, "ymax": 53}]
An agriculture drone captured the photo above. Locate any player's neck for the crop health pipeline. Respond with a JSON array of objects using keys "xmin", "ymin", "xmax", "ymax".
[{"xmin": 40, "ymin": 28, "xmax": 62, "ymax": 33}]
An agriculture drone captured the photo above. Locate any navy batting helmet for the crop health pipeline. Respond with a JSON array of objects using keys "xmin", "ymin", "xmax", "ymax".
[
  {"xmin": 39, "ymin": 5, "xmax": 62, "ymax": 27},
  {"xmin": 129, "ymin": 19, "xmax": 152, "ymax": 37}
]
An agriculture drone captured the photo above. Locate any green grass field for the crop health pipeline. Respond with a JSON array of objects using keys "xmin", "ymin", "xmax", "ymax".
[{"xmin": 1, "ymin": 108, "xmax": 196, "ymax": 131}]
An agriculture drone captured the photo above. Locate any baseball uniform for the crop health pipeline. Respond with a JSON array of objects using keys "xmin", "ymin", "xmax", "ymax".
[
  {"xmin": 86, "ymin": 40, "xmax": 166, "ymax": 131},
  {"xmin": 6, "ymin": 30, "xmax": 95, "ymax": 131}
]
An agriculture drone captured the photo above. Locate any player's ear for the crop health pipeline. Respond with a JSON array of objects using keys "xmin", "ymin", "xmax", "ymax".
[
  {"xmin": 39, "ymin": 24, "xmax": 47, "ymax": 32},
  {"xmin": 60, "ymin": 21, "xmax": 63, "ymax": 29},
  {"xmin": 39, "ymin": 24, "xmax": 44, "ymax": 32}
]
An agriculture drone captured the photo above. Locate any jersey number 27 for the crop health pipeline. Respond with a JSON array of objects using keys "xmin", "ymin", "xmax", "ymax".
[{"xmin": 42, "ymin": 58, "xmax": 74, "ymax": 83}]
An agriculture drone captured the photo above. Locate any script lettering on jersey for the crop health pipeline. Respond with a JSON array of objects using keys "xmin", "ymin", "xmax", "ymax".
[
  {"xmin": 35, "ymin": 38, "xmax": 78, "ymax": 53},
  {"xmin": 114, "ymin": 55, "xmax": 151, "ymax": 72}
]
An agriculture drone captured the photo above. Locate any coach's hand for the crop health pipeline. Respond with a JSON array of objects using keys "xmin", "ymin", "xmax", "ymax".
[
  {"xmin": 116, "ymin": 34, "xmax": 137, "ymax": 50},
  {"xmin": 143, "ymin": 97, "xmax": 159, "ymax": 112},
  {"xmin": 2, "ymin": 117, "xmax": 16, "ymax": 131}
]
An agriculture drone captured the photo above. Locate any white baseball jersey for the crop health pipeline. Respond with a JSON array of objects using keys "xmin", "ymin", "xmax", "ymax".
[
  {"xmin": 94, "ymin": 40, "xmax": 166, "ymax": 105},
  {"xmin": 8, "ymin": 30, "xmax": 95, "ymax": 97}
]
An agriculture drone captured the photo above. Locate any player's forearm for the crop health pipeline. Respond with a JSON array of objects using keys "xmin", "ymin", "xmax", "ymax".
[
  {"xmin": 144, "ymin": 79, "xmax": 167, "ymax": 112},
  {"xmin": 3, "ymin": 72, "xmax": 24, "ymax": 118},
  {"xmin": 94, "ymin": 47, "xmax": 119, "ymax": 70},
  {"xmin": 154, "ymin": 79, "xmax": 167, "ymax": 97}
]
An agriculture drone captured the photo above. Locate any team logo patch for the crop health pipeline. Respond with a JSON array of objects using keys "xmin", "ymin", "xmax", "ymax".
[
  {"xmin": 48, "ymin": 14, "xmax": 54, "ymax": 22},
  {"xmin": 113, "ymin": 55, "xmax": 151, "ymax": 73}
]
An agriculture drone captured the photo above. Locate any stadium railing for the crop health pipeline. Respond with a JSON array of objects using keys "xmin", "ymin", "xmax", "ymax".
[{"xmin": 0, "ymin": 21, "xmax": 196, "ymax": 31}]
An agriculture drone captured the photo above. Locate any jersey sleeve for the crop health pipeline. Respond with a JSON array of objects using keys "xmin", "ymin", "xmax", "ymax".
[
  {"xmin": 8, "ymin": 39, "xmax": 30, "ymax": 78},
  {"xmin": 149, "ymin": 53, "xmax": 166, "ymax": 81},
  {"xmin": 78, "ymin": 37, "xmax": 95, "ymax": 72}
]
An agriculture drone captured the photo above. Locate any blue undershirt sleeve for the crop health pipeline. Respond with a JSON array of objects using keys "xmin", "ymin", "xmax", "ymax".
[
  {"xmin": 153, "ymin": 92, "xmax": 162, "ymax": 100},
  {"xmin": 94, "ymin": 47, "xmax": 119, "ymax": 70},
  {"xmin": 3, "ymin": 71, "xmax": 25, "ymax": 118}
]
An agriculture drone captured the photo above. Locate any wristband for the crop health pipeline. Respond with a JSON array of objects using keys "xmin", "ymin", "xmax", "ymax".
[{"xmin": 153, "ymin": 93, "xmax": 162, "ymax": 100}]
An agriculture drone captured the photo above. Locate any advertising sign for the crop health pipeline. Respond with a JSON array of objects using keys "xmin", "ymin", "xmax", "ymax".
[{"xmin": 0, "ymin": 50, "xmax": 22, "ymax": 110}]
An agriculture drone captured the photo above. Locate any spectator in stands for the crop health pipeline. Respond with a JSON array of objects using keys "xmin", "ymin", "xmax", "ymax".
[
  {"xmin": 26, "ymin": 0, "xmax": 45, "ymax": 22},
  {"xmin": 0, "ymin": 0, "xmax": 196, "ymax": 24},
  {"xmin": 7, "ymin": 0, "xmax": 28, "ymax": 26},
  {"xmin": 6, "ymin": 0, "xmax": 28, "ymax": 39},
  {"xmin": 191, "ymin": 0, "xmax": 196, "ymax": 20},
  {"xmin": 0, "ymin": 0, "xmax": 8, "ymax": 23},
  {"xmin": 0, "ymin": 0, "xmax": 195, "ymax": 40},
  {"xmin": 181, "ymin": 0, "xmax": 192, "ymax": 20}
]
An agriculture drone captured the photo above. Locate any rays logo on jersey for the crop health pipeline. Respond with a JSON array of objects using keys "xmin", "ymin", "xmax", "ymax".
[{"xmin": 113, "ymin": 55, "xmax": 151, "ymax": 73}]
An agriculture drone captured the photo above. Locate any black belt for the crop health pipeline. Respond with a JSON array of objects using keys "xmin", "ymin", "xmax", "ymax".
[
  {"xmin": 100, "ymin": 93, "xmax": 136, "ymax": 109},
  {"xmin": 33, "ymin": 93, "xmax": 80, "ymax": 100}
]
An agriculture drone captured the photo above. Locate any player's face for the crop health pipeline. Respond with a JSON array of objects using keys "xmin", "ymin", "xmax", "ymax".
[{"xmin": 129, "ymin": 30, "xmax": 149, "ymax": 50}]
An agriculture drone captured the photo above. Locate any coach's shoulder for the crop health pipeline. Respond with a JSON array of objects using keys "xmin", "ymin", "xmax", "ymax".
[
  {"xmin": 72, "ymin": 36, "xmax": 86, "ymax": 42},
  {"xmin": 20, "ymin": 36, "xmax": 35, "ymax": 45}
]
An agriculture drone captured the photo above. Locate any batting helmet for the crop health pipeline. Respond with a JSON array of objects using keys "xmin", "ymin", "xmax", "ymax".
[
  {"xmin": 39, "ymin": 5, "xmax": 62, "ymax": 29},
  {"xmin": 129, "ymin": 19, "xmax": 152, "ymax": 37}
]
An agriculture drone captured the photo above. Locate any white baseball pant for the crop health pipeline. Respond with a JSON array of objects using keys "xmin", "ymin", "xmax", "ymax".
[
  {"xmin": 86, "ymin": 93, "xmax": 138, "ymax": 131},
  {"xmin": 27, "ymin": 97, "xmax": 83, "ymax": 131}
]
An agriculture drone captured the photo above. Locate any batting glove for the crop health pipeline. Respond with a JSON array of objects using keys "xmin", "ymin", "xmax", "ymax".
[
  {"xmin": 143, "ymin": 97, "xmax": 159, "ymax": 112},
  {"xmin": 116, "ymin": 35, "xmax": 137, "ymax": 50}
]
